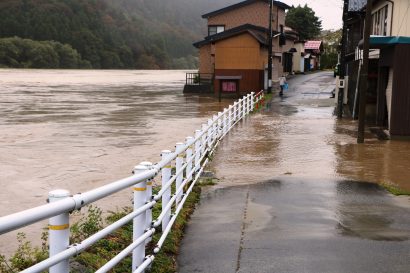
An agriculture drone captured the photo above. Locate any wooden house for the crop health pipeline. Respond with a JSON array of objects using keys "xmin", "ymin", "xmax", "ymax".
[
  {"xmin": 185, "ymin": 0, "xmax": 296, "ymax": 96},
  {"xmin": 345, "ymin": 0, "xmax": 410, "ymax": 137}
]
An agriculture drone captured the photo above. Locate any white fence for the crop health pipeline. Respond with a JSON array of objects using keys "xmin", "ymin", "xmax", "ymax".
[{"xmin": 0, "ymin": 92, "xmax": 264, "ymax": 273}]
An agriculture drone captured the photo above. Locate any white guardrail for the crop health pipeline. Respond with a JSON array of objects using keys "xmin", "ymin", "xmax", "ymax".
[{"xmin": 0, "ymin": 91, "xmax": 264, "ymax": 273}]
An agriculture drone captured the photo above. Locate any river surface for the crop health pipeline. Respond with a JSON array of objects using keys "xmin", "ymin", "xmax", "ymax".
[
  {"xmin": 0, "ymin": 69, "xmax": 231, "ymax": 254},
  {"xmin": 1, "ymin": 70, "xmax": 409, "ymax": 257}
]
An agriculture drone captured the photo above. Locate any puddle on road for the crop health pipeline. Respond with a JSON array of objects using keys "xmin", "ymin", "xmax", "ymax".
[
  {"xmin": 335, "ymin": 181, "xmax": 410, "ymax": 241},
  {"xmin": 210, "ymin": 73, "xmax": 410, "ymax": 192}
]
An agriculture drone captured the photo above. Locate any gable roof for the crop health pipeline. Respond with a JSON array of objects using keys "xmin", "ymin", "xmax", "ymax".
[
  {"xmin": 304, "ymin": 40, "xmax": 322, "ymax": 50},
  {"xmin": 193, "ymin": 24, "xmax": 273, "ymax": 48},
  {"xmin": 202, "ymin": 0, "xmax": 291, "ymax": 19}
]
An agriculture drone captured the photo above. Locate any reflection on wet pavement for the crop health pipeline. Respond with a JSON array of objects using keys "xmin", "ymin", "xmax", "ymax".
[
  {"xmin": 179, "ymin": 178, "xmax": 410, "ymax": 273},
  {"xmin": 211, "ymin": 72, "xmax": 410, "ymax": 191}
]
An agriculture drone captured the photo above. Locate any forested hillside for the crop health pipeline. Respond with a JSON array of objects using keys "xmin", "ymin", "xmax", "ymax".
[{"xmin": 0, "ymin": 0, "xmax": 237, "ymax": 69}]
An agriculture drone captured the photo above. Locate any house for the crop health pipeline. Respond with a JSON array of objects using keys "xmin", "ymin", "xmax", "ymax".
[
  {"xmin": 304, "ymin": 40, "xmax": 324, "ymax": 71},
  {"xmin": 292, "ymin": 40, "xmax": 306, "ymax": 74},
  {"xmin": 185, "ymin": 0, "xmax": 296, "ymax": 96},
  {"xmin": 344, "ymin": 0, "xmax": 410, "ymax": 137}
]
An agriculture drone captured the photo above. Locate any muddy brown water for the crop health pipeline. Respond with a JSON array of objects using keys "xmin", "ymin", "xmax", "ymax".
[
  {"xmin": 0, "ymin": 69, "xmax": 231, "ymax": 255},
  {"xmin": 211, "ymin": 72, "xmax": 410, "ymax": 192},
  {"xmin": 0, "ymin": 70, "xmax": 409, "ymax": 256}
]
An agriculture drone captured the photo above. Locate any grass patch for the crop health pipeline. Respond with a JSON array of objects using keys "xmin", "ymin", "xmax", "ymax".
[
  {"xmin": 381, "ymin": 183, "xmax": 410, "ymax": 196},
  {"xmin": 1, "ymin": 185, "xmax": 202, "ymax": 273},
  {"xmin": 197, "ymin": 177, "xmax": 218, "ymax": 186}
]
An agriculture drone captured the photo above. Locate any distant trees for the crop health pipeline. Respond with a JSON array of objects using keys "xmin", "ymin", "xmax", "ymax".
[
  {"xmin": 0, "ymin": 37, "xmax": 89, "ymax": 68},
  {"xmin": 319, "ymin": 29, "xmax": 342, "ymax": 69},
  {"xmin": 0, "ymin": 0, "xmax": 234, "ymax": 69},
  {"xmin": 285, "ymin": 4, "xmax": 322, "ymax": 41}
]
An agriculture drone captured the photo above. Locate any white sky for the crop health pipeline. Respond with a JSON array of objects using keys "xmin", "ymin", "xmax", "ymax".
[{"xmin": 283, "ymin": 0, "xmax": 343, "ymax": 30}]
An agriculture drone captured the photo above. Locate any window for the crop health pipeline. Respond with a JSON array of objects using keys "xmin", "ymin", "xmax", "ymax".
[
  {"xmin": 208, "ymin": 25, "xmax": 225, "ymax": 36},
  {"xmin": 221, "ymin": 80, "xmax": 237, "ymax": 92},
  {"xmin": 372, "ymin": 5, "xmax": 389, "ymax": 36}
]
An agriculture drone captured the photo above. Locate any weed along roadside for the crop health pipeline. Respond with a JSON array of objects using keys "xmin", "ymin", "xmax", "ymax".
[{"xmin": 0, "ymin": 92, "xmax": 264, "ymax": 272}]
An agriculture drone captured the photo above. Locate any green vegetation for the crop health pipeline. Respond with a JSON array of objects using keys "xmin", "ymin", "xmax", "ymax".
[
  {"xmin": 0, "ymin": 0, "xmax": 238, "ymax": 69},
  {"xmin": 319, "ymin": 29, "xmax": 342, "ymax": 69},
  {"xmin": 0, "ymin": 37, "xmax": 90, "ymax": 68},
  {"xmin": 0, "ymin": 232, "xmax": 48, "ymax": 272},
  {"xmin": 0, "ymin": 185, "xmax": 202, "ymax": 272},
  {"xmin": 285, "ymin": 4, "xmax": 322, "ymax": 40},
  {"xmin": 381, "ymin": 183, "xmax": 410, "ymax": 196}
]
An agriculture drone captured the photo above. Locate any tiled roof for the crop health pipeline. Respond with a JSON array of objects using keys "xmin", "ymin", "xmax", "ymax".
[
  {"xmin": 202, "ymin": 0, "xmax": 291, "ymax": 18},
  {"xmin": 349, "ymin": 0, "xmax": 367, "ymax": 12},
  {"xmin": 304, "ymin": 40, "xmax": 322, "ymax": 50}
]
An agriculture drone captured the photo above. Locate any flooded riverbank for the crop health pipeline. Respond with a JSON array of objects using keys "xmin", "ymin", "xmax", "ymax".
[
  {"xmin": 0, "ymin": 69, "xmax": 231, "ymax": 254},
  {"xmin": 1, "ymin": 70, "xmax": 409, "ymax": 257}
]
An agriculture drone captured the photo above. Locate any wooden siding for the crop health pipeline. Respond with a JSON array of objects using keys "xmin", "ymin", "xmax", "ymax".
[
  {"xmin": 390, "ymin": 44, "xmax": 410, "ymax": 136},
  {"xmin": 215, "ymin": 33, "xmax": 267, "ymax": 70},
  {"xmin": 214, "ymin": 69, "xmax": 264, "ymax": 95},
  {"xmin": 199, "ymin": 44, "xmax": 213, "ymax": 74}
]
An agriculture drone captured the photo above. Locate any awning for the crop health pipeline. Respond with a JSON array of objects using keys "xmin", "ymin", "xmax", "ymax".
[
  {"xmin": 215, "ymin": 75, "xmax": 242, "ymax": 80},
  {"xmin": 358, "ymin": 36, "xmax": 410, "ymax": 49}
]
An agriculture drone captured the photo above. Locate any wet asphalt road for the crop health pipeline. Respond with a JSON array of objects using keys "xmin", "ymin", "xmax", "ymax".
[{"xmin": 178, "ymin": 72, "xmax": 410, "ymax": 273}]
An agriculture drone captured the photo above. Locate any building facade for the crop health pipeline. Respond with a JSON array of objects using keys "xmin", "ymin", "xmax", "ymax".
[
  {"xmin": 345, "ymin": 0, "xmax": 410, "ymax": 137},
  {"xmin": 191, "ymin": 0, "xmax": 296, "ymax": 96}
]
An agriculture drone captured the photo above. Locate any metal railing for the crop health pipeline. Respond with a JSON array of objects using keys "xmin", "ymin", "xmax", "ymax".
[
  {"xmin": 0, "ymin": 92, "xmax": 264, "ymax": 273},
  {"xmin": 185, "ymin": 72, "xmax": 213, "ymax": 85}
]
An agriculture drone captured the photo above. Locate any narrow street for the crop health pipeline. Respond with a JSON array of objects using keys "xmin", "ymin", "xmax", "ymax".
[{"xmin": 177, "ymin": 72, "xmax": 410, "ymax": 273}]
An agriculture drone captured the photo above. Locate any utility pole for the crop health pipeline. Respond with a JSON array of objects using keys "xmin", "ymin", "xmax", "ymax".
[
  {"xmin": 337, "ymin": 0, "xmax": 349, "ymax": 118},
  {"xmin": 267, "ymin": 0, "xmax": 273, "ymax": 94},
  {"xmin": 357, "ymin": 0, "xmax": 373, "ymax": 143}
]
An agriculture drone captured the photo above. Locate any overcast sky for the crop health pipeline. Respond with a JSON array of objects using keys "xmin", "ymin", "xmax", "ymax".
[{"xmin": 283, "ymin": 0, "xmax": 343, "ymax": 30}]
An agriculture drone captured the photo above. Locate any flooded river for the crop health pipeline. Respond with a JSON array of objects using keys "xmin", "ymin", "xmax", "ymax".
[
  {"xmin": 0, "ymin": 70, "xmax": 409, "ymax": 256},
  {"xmin": 0, "ymin": 69, "xmax": 231, "ymax": 254}
]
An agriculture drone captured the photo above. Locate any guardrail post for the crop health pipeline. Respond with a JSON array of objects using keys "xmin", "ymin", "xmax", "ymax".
[
  {"xmin": 233, "ymin": 102, "xmax": 237, "ymax": 122},
  {"xmin": 194, "ymin": 130, "xmax": 201, "ymax": 172},
  {"xmin": 140, "ymin": 161, "xmax": 153, "ymax": 244},
  {"xmin": 132, "ymin": 164, "xmax": 148, "ymax": 271},
  {"xmin": 212, "ymin": 115, "xmax": 218, "ymax": 141},
  {"xmin": 49, "ymin": 189, "xmax": 70, "ymax": 273},
  {"xmin": 175, "ymin": 142, "xmax": 185, "ymax": 205},
  {"xmin": 228, "ymin": 105, "xmax": 233, "ymax": 130},
  {"xmin": 160, "ymin": 150, "xmax": 172, "ymax": 232},
  {"xmin": 217, "ymin": 112, "xmax": 223, "ymax": 138},
  {"xmin": 222, "ymin": 108, "xmax": 227, "ymax": 135},
  {"xmin": 251, "ymin": 92, "xmax": 255, "ymax": 111},
  {"xmin": 185, "ymin": 136, "xmax": 194, "ymax": 182},
  {"xmin": 207, "ymin": 119, "xmax": 213, "ymax": 147},
  {"xmin": 247, "ymin": 94, "xmax": 251, "ymax": 114},
  {"xmin": 201, "ymin": 124, "xmax": 207, "ymax": 154},
  {"xmin": 242, "ymin": 96, "xmax": 246, "ymax": 118}
]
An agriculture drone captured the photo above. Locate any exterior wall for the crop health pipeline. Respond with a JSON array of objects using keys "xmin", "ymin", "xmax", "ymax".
[
  {"xmin": 199, "ymin": 44, "xmax": 213, "ymax": 74},
  {"xmin": 214, "ymin": 69, "xmax": 264, "ymax": 95},
  {"xmin": 390, "ymin": 44, "xmax": 410, "ymax": 136},
  {"xmin": 390, "ymin": 0, "xmax": 410, "ymax": 36},
  {"xmin": 372, "ymin": 0, "xmax": 410, "ymax": 36},
  {"xmin": 214, "ymin": 33, "xmax": 265, "ymax": 70},
  {"xmin": 208, "ymin": 1, "xmax": 270, "ymax": 30},
  {"xmin": 292, "ymin": 42, "xmax": 305, "ymax": 73}
]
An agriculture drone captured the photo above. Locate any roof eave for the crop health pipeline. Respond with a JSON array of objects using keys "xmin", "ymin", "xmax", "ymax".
[{"xmin": 202, "ymin": 0, "xmax": 291, "ymax": 19}]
